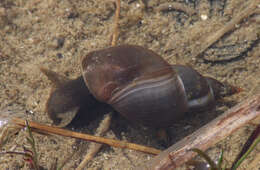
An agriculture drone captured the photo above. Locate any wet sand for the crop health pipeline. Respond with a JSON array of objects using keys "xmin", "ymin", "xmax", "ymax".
[{"xmin": 0, "ymin": 0, "xmax": 259, "ymax": 169}]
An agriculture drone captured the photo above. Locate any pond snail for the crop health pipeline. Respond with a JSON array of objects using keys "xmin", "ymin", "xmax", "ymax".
[{"xmin": 41, "ymin": 45, "xmax": 240, "ymax": 127}]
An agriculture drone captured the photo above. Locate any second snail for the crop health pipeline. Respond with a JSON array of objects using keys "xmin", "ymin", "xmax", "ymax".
[{"xmin": 42, "ymin": 45, "xmax": 240, "ymax": 127}]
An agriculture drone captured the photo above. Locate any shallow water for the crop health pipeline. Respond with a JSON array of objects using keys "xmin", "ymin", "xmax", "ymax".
[{"xmin": 0, "ymin": 0, "xmax": 259, "ymax": 169}]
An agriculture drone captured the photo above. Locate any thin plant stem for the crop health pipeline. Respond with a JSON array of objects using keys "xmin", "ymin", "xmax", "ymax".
[
  {"xmin": 26, "ymin": 120, "xmax": 39, "ymax": 170},
  {"xmin": 231, "ymin": 136, "xmax": 260, "ymax": 170},
  {"xmin": 217, "ymin": 149, "xmax": 224, "ymax": 170},
  {"xmin": 191, "ymin": 148, "xmax": 217, "ymax": 170}
]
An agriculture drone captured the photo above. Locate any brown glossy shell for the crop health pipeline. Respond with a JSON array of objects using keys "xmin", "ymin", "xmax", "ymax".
[
  {"xmin": 81, "ymin": 45, "xmax": 188, "ymax": 127},
  {"xmin": 172, "ymin": 65, "xmax": 215, "ymax": 111},
  {"xmin": 43, "ymin": 45, "xmax": 239, "ymax": 128}
]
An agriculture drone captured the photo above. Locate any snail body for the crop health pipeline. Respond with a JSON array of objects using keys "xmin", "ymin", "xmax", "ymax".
[
  {"xmin": 43, "ymin": 45, "xmax": 239, "ymax": 127},
  {"xmin": 40, "ymin": 69, "xmax": 108, "ymax": 127}
]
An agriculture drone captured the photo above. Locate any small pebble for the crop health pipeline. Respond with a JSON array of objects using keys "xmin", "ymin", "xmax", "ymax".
[
  {"xmin": 56, "ymin": 37, "xmax": 65, "ymax": 48},
  {"xmin": 48, "ymin": 37, "xmax": 65, "ymax": 49},
  {"xmin": 56, "ymin": 53, "xmax": 64, "ymax": 59},
  {"xmin": 201, "ymin": 14, "xmax": 208, "ymax": 20}
]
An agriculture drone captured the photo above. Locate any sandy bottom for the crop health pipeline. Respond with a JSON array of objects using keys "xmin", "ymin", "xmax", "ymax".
[{"xmin": 0, "ymin": 0, "xmax": 259, "ymax": 169}]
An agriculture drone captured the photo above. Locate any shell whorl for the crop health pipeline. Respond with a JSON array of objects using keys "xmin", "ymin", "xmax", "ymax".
[
  {"xmin": 172, "ymin": 65, "xmax": 216, "ymax": 111},
  {"xmin": 109, "ymin": 68, "xmax": 188, "ymax": 127}
]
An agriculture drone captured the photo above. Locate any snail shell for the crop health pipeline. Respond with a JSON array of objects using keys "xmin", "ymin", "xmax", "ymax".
[
  {"xmin": 81, "ymin": 45, "xmax": 235, "ymax": 127},
  {"xmin": 43, "ymin": 45, "xmax": 239, "ymax": 127}
]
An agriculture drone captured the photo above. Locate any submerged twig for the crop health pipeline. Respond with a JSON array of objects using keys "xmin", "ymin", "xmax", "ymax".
[
  {"xmin": 11, "ymin": 118, "xmax": 161, "ymax": 155},
  {"xmin": 78, "ymin": 0, "xmax": 121, "ymax": 167},
  {"xmin": 155, "ymin": 2, "xmax": 196, "ymax": 16},
  {"xmin": 192, "ymin": 0, "xmax": 259, "ymax": 61},
  {"xmin": 111, "ymin": 0, "xmax": 121, "ymax": 46},
  {"xmin": 0, "ymin": 151, "xmax": 32, "ymax": 157},
  {"xmin": 140, "ymin": 93, "xmax": 260, "ymax": 170},
  {"xmin": 232, "ymin": 136, "xmax": 260, "ymax": 170},
  {"xmin": 187, "ymin": 132, "xmax": 260, "ymax": 170},
  {"xmin": 0, "ymin": 123, "xmax": 20, "ymax": 149},
  {"xmin": 231, "ymin": 124, "xmax": 260, "ymax": 169},
  {"xmin": 76, "ymin": 113, "xmax": 112, "ymax": 170}
]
